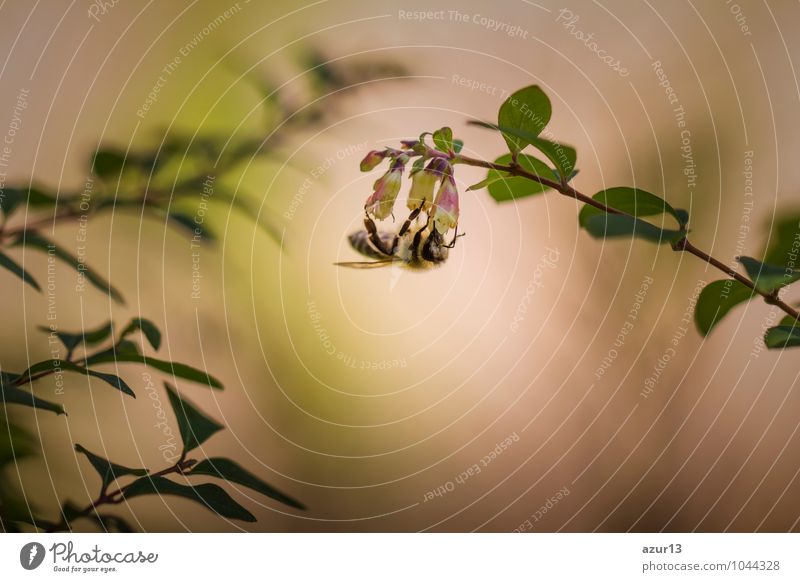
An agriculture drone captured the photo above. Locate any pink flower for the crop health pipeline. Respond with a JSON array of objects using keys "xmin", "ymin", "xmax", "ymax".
[
  {"xmin": 359, "ymin": 150, "xmax": 387, "ymax": 172},
  {"xmin": 365, "ymin": 159, "xmax": 404, "ymax": 220},
  {"xmin": 432, "ymin": 175, "xmax": 459, "ymax": 233}
]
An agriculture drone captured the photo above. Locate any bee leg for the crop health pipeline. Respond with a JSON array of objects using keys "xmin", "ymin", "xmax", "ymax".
[
  {"xmin": 409, "ymin": 212, "xmax": 432, "ymax": 260},
  {"xmin": 363, "ymin": 211, "xmax": 393, "ymax": 256},
  {"xmin": 444, "ymin": 226, "xmax": 466, "ymax": 249},
  {"xmin": 391, "ymin": 203, "xmax": 426, "ymax": 254},
  {"xmin": 398, "ymin": 203, "xmax": 425, "ymax": 237}
]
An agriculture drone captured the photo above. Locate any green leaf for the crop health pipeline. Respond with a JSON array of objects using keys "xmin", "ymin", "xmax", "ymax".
[
  {"xmin": 529, "ymin": 138, "xmax": 576, "ymax": 181},
  {"xmin": 1, "ymin": 374, "xmax": 65, "ymax": 415},
  {"xmin": 468, "ymin": 120, "xmax": 575, "ymax": 180},
  {"xmin": 0, "ymin": 187, "xmax": 58, "ymax": 216},
  {"xmin": 196, "ymin": 187, "xmax": 282, "ymax": 245},
  {"xmin": 85, "ymin": 369, "xmax": 135, "ymax": 397},
  {"xmin": 737, "ymin": 256, "xmax": 800, "ymax": 294},
  {"xmin": 432, "ymin": 127, "xmax": 454, "ymax": 153},
  {"xmin": 18, "ymin": 359, "xmax": 135, "ymax": 397},
  {"xmin": 189, "ymin": 458, "xmax": 306, "ymax": 510},
  {"xmin": 84, "ymin": 352, "xmax": 223, "ymax": 389},
  {"xmin": 694, "ymin": 279, "xmax": 755, "ymax": 336},
  {"xmin": 484, "ymin": 154, "xmax": 555, "ymax": 202},
  {"xmin": 0, "ymin": 251, "xmax": 40, "ymax": 291},
  {"xmin": 39, "ymin": 320, "xmax": 114, "ymax": 354},
  {"xmin": 763, "ymin": 213, "xmax": 800, "ymax": 267},
  {"xmin": 452, "ymin": 139, "xmax": 464, "ymax": 154},
  {"xmin": 583, "ymin": 213, "xmax": 683, "ymax": 244},
  {"xmin": 168, "ymin": 212, "xmax": 214, "ymax": 242},
  {"xmin": 765, "ymin": 325, "xmax": 800, "ymax": 349},
  {"xmin": 122, "ymin": 475, "xmax": 255, "ymax": 522},
  {"xmin": 120, "ymin": 318, "xmax": 161, "ymax": 350},
  {"xmin": 497, "ymin": 85, "xmax": 551, "ymax": 153},
  {"xmin": 14, "ymin": 233, "xmax": 124, "ymax": 304},
  {"xmin": 164, "ymin": 382, "xmax": 224, "ymax": 454},
  {"xmin": 0, "ymin": 416, "xmax": 35, "ymax": 465},
  {"xmin": 74, "ymin": 444, "xmax": 148, "ymax": 492},
  {"xmin": 579, "ymin": 187, "xmax": 683, "ymax": 228},
  {"xmin": 779, "ymin": 315, "xmax": 799, "ymax": 327},
  {"xmin": 92, "ymin": 149, "xmax": 127, "ymax": 179}
]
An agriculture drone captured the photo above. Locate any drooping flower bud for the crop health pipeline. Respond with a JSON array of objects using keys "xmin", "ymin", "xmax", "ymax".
[
  {"xmin": 359, "ymin": 150, "xmax": 387, "ymax": 172},
  {"xmin": 364, "ymin": 158, "xmax": 405, "ymax": 220},
  {"xmin": 432, "ymin": 174, "xmax": 459, "ymax": 234}
]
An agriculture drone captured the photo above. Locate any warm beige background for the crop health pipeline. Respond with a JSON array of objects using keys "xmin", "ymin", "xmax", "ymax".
[{"xmin": 1, "ymin": 0, "xmax": 799, "ymax": 531}]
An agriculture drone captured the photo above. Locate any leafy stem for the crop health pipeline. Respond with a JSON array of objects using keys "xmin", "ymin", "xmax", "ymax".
[
  {"xmin": 44, "ymin": 458, "xmax": 196, "ymax": 533},
  {"xmin": 456, "ymin": 151, "xmax": 800, "ymax": 321}
]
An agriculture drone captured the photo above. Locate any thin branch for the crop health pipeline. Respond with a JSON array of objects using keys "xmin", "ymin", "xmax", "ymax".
[
  {"xmin": 44, "ymin": 459, "xmax": 195, "ymax": 533},
  {"xmin": 447, "ymin": 152, "xmax": 800, "ymax": 322}
]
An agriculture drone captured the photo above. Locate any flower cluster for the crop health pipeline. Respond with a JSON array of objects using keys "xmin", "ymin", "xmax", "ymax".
[{"xmin": 358, "ymin": 133, "xmax": 460, "ymax": 234}]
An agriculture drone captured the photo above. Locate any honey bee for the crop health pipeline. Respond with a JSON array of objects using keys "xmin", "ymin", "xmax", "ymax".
[{"xmin": 336, "ymin": 205, "xmax": 462, "ymax": 270}]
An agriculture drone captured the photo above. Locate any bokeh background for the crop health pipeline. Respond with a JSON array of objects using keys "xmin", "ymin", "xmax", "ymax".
[{"xmin": 1, "ymin": 0, "xmax": 799, "ymax": 532}]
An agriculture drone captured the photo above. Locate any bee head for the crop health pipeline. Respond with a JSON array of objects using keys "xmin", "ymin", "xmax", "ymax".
[{"xmin": 421, "ymin": 227, "xmax": 449, "ymax": 263}]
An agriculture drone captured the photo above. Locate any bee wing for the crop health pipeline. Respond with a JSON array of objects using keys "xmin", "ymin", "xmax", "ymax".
[{"xmin": 335, "ymin": 259, "xmax": 398, "ymax": 269}]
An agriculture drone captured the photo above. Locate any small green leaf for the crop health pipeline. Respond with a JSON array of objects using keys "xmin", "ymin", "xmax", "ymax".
[
  {"xmin": 1, "ymin": 374, "xmax": 65, "ymax": 415},
  {"xmin": 120, "ymin": 318, "xmax": 161, "ymax": 350},
  {"xmin": 579, "ymin": 187, "xmax": 682, "ymax": 228},
  {"xmin": 39, "ymin": 320, "xmax": 114, "ymax": 354},
  {"xmin": 763, "ymin": 213, "xmax": 800, "ymax": 267},
  {"xmin": 0, "ymin": 187, "xmax": 58, "ymax": 216},
  {"xmin": 432, "ymin": 127, "xmax": 454, "ymax": 153},
  {"xmin": 168, "ymin": 212, "xmax": 215, "ymax": 241},
  {"xmin": 694, "ymin": 279, "xmax": 755, "ymax": 336},
  {"xmin": 468, "ymin": 120, "xmax": 575, "ymax": 180},
  {"xmin": 84, "ymin": 340, "xmax": 140, "ymax": 365},
  {"xmin": 466, "ymin": 176, "xmax": 503, "ymax": 192},
  {"xmin": 122, "ymin": 476, "xmax": 255, "ymax": 522},
  {"xmin": 0, "ymin": 251, "xmax": 40, "ymax": 291},
  {"xmin": 84, "ymin": 353, "xmax": 223, "ymax": 389},
  {"xmin": 164, "ymin": 382, "xmax": 223, "ymax": 454},
  {"xmin": 497, "ymin": 85, "xmax": 552, "ymax": 153},
  {"xmin": 779, "ymin": 315, "xmax": 799, "ymax": 327},
  {"xmin": 525, "ymin": 137, "xmax": 576, "ymax": 181},
  {"xmin": 15, "ymin": 233, "xmax": 124, "ymax": 304},
  {"xmin": 0, "ymin": 416, "xmax": 35, "ymax": 465},
  {"xmin": 92, "ymin": 149, "xmax": 127, "ymax": 179},
  {"xmin": 200, "ymin": 187, "xmax": 282, "ymax": 245},
  {"xmin": 484, "ymin": 154, "xmax": 556, "ymax": 202},
  {"xmin": 85, "ymin": 369, "xmax": 135, "ymax": 397},
  {"xmin": 452, "ymin": 139, "xmax": 464, "ymax": 154},
  {"xmin": 583, "ymin": 214, "xmax": 683, "ymax": 244},
  {"xmin": 765, "ymin": 325, "xmax": 800, "ymax": 349},
  {"xmin": 189, "ymin": 458, "xmax": 306, "ymax": 510},
  {"xmin": 18, "ymin": 359, "xmax": 135, "ymax": 397},
  {"xmin": 75, "ymin": 444, "xmax": 148, "ymax": 492},
  {"xmin": 737, "ymin": 256, "xmax": 800, "ymax": 294}
]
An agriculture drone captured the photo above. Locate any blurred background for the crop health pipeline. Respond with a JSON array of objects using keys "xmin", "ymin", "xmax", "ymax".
[{"xmin": 0, "ymin": 0, "xmax": 799, "ymax": 532}]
